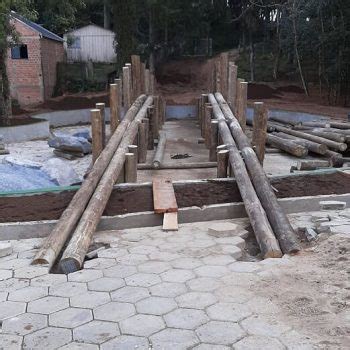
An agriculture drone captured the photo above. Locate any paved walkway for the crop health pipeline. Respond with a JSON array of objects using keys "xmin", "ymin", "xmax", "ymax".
[{"xmin": 0, "ymin": 216, "xmax": 348, "ymax": 349}]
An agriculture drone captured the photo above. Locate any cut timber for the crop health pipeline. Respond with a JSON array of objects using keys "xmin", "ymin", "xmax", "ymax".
[
  {"xmin": 213, "ymin": 92, "xmax": 300, "ymax": 255},
  {"xmin": 95, "ymin": 103, "xmax": 106, "ymax": 147},
  {"xmin": 32, "ymin": 95, "xmax": 148, "ymax": 269},
  {"xmin": 236, "ymin": 80, "xmax": 248, "ymax": 131},
  {"xmin": 217, "ymin": 149, "xmax": 229, "ymax": 178},
  {"xmin": 304, "ymin": 130, "xmax": 345, "ymax": 143},
  {"xmin": 91, "ymin": 109, "xmax": 103, "ymax": 163},
  {"xmin": 266, "ymin": 134, "xmax": 308, "ymax": 158},
  {"xmin": 163, "ymin": 212, "xmax": 178, "ymax": 231},
  {"xmin": 324, "ymin": 150, "xmax": 344, "ymax": 167},
  {"xmin": 152, "ymin": 176, "xmax": 178, "ymax": 214},
  {"xmin": 297, "ymin": 160, "xmax": 330, "ymax": 171},
  {"xmin": 252, "ymin": 102, "xmax": 268, "ymax": 164},
  {"xmin": 209, "ymin": 120, "xmax": 219, "ymax": 162},
  {"xmin": 59, "ymin": 96, "xmax": 154, "ymax": 273},
  {"xmin": 227, "ymin": 62, "xmax": 238, "ymax": 110},
  {"xmin": 208, "ymin": 94, "xmax": 282, "ymax": 259},
  {"xmin": 153, "ymin": 131, "xmax": 166, "ymax": 168},
  {"xmin": 109, "ymin": 84, "xmax": 119, "ymax": 133}
]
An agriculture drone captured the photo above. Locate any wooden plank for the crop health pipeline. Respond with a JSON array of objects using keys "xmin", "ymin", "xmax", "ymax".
[
  {"xmin": 153, "ymin": 176, "xmax": 178, "ymax": 214},
  {"xmin": 163, "ymin": 212, "xmax": 178, "ymax": 231}
]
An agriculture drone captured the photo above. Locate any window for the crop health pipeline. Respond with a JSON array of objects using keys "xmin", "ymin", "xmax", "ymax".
[
  {"xmin": 67, "ymin": 36, "xmax": 81, "ymax": 49},
  {"xmin": 11, "ymin": 45, "xmax": 28, "ymax": 59}
]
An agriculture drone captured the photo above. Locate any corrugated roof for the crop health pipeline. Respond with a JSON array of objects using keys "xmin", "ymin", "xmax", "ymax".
[{"xmin": 11, "ymin": 11, "xmax": 64, "ymax": 42}]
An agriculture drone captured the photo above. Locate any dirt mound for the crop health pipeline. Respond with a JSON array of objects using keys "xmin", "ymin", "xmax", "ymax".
[{"xmin": 247, "ymin": 83, "xmax": 282, "ymax": 100}]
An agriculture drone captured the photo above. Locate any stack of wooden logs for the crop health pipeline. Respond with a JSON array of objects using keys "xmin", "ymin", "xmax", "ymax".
[
  {"xmin": 198, "ymin": 53, "xmax": 300, "ymax": 259},
  {"xmin": 32, "ymin": 55, "xmax": 165, "ymax": 273}
]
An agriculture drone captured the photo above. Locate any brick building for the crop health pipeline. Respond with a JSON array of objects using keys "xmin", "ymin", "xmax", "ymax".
[{"xmin": 7, "ymin": 12, "xmax": 64, "ymax": 106}]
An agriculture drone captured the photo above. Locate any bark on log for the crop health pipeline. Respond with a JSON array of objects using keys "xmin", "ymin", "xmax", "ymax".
[
  {"xmin": 208, "ymin": 94, "xmax": 282, "ymax": 258},
  {"xmin": 266, "ymin": 134, "xmax": 308, "ymax": 158},
  {"xmin": 109, "ymin": 84, "xmax": 119, "ymax": 133},
  {"xmin": 95, "ymin": 103, "xmax": 106, "ymax": 148},
  {"xmin": 147, "ymin": 106, "xmax": 155, "ymax": 150},
  {"xmin": 227, "ymin": 62, "xmax": 237, "ymax": 110},
  {"xmin": 125, "ymin": 152, "xmax": 137, "ymax": 183},
  {"xmin": 252, "ymin": 102, "xmax": 268, "ymax": 164},
  {"xmin": 297, "ymin": 160, "xmax": 330, "ymax": 171},
  {"xmin": 209, "ymin": 120, "xmax": 219, "ymax": 162},
  {"xmin": 324, "ymin": 150, "xmax": 344, "ymax": 167},
  {"xmin": 304, "ymin": 130, "xmax": 346, "ymax": 143},
  {"xmin": 91, "ymin": 109, "xmax": 103, "ymax": 164},
  {"xmin": 217, "ymin": 149, "xmax": 229, "ymax": 178},
  {"xmin": 123, "ymin": 66, "xmax": 132, "ymax": 109},
  {"xmin": 213, "ymin": 92, "xmax": 300, "ymax": 254},
  {"xmin": 153, "ymin": 131, "xmax": 166, "ymax": 168},
  {"xmin": 138, "ymin": 121, "xmax": 148, "ymax": 163},
  {"xmin": 59, "ymin": 97, "xmax": 153, "ymax": 273},
  {"xmin": 236, "ymin": 80, "xmax": 248, "ymax": 131},
  {"xmin": 32, "ymin": 95, "xmax": 148, "ymax": 269}
]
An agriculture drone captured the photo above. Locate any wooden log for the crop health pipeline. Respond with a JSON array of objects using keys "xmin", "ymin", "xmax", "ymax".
[
  {"xmin": 145, "ymin": 69, "xmax": 150, "ymax": 94},
  {"xmin": 138, "ymin": 120, "xmax": 148, "ymax": 163},
  {"xmin": 150, "ymin": 73, "xmax": 155, "ymax": 94},
  {"xmin": 252, "ymin": 102, "xmax": 268, "ymax": 164},
  {"xmin": 200, "ymin": 94, "xmax": 208, "ymax": 137},
  {"xmin": 137, "ymin": 162, "xmax": 217, "ymax": 170},
  {"xmin": 220, "ymin": 52, "xmax": 229, "ymax": 99},
  {"xmin": 215, "ymin": 59, "xmax": 221, "ymax": 93},
  {"xmin": 273, "ymin": 132, "xmax": 327, "ymax": 155},
  {"xmin": 324, "ymin": 150, "xmax": 344, "ymax": 167},
  {"xmin": 266, "ymin": 134, "xmax": 308, "ymax": 158},
  {"xmin": 140, "ymin": 62, "xmax": 146, "ymax": 94},
  {"xmin": 95, "ymin": 103, "xmax": 106, "ymax": 147},
  {"xmin": 91, "ymin": 109, "xmax": 103, "ymax": 163},
  {"xmin": 109, "ymin": 84, "xmax": 119, "ymax": 133},
  {"xmin": 304, "ymin": 130, "xmax": 346, "ymax": 143},
  {"xmin": 153, "ymin": 131, "xmax": 166, "ymax": 168},
  {"xmin": 125, "ymin": 150, "xmax": 137, "ymax": 183},
  {"xmin": 131, "ymin": 55, "xmax": 141, "ymax": 99},
  {"xmin": 59, "ymin": 97, "xmax": 153, "ymax": 273},
  {"xmin": 204, "ymin": 103, "xmax": 213, "ymax": 148},
  {"xmin": 153, "ymin": 176, "xmax": 178, "ymax": 214},
  {"xmin": 208, "ymin": 95, "xmax": 282, "ymax": 258},
  {"xmin": 153, "ymin": 96, "xmax": 160, "ymax": 138},
  {"xmin": 147, "ymin": 106, "xmax": 155, "ymax": 150},
  {"xmin": 272, "ymin": 124, "xmax": 347, "ymax": 152},
  {"xmin": 217, "ymin": 149, "xmax": 229, "ymax": 178},
  {"xmin": 236, "ymin": 80, "xmax": 248, "ymax": 132},
  {"xmin": 114, "ymin": 78, "xmax": 122, "ymax": 119},
  {"xmin": 296, "ymin": 160, "xmax": 330, "ymax": 171},
  {"xmin": 301, "ymin": 121, "xmax": 330, "ymax": 128},
  {"xmin": 209, "ymin": 120, "xmax": 219, "ymax": 162},
  {"xmin": 269, "ymin": 115, "xmax": 299, "ymax": 126},
  {"xmin": 329, "ymin": 121, "xmax": 350, "ymax": 129},
  {"xmin": 213, "ymin": 92, "xmax": 300, "ymax": 254},
  {"xmin": 32, "ymin": 95, "xmax": 148, "ymax": 269},
  {"xmin": 227, "ymin": 62, "xmax": 237, "ymax": 111},
  {"xmin": 123, "ymin": 66, "xmax": 132, "ymax": 109}
]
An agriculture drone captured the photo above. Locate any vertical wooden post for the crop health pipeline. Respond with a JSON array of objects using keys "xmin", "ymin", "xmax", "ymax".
[
  {"xmin": 131, "ymin": 55, "xmax": 141, "ymax": 99},
  {"xmin": 91, "ymin": 109, "xmax": 103, "ymax": 163},
  {"xmin": 147, "ymin": 106, "xmax": 155, "ymax": 150},
  {"xmin": 227, "ymin": 62, "xmax": 238, "ymax": 111},
  {"xmin": 138, "ymin": 120, "xmax": 148, "ymax": 163},
  {"xmin": 252, "ymin": 102, "xmax": 268, "ymax": 164},
  {"xmin": 150, "ymin": 73, "xmax": 156, "ymax": 94},
  {"xmin": 153, "ymin": 95, "xmax": 160, "ymax": 138},
  {"xmin": 140, "ymin": 62, "xmax": 146, "ymax": 94},
  {"xmin": 236, "ymin": 80, "xmax": 248, "ymax": 132},
  {"xmin": 200, "ymin": 94, "xmax": 208, "ymax": 137},
  {"xmin": 123, "ymin": 66, "xmax": 132, "ymax": 109},
  {"xmin": 215, "ymin": 59, "xmax": 221, "ymax": 93},
  {"xmin": 204, "ymin": 103, "xmax": 213, "ymax": 148},
  {"xmin": 125, "ymin": 153, "xmax": 137, "ymax": 183},
  {"xmin": 109, "ymin": 84, "xmax": 119, "ymax": 134},
  {"xmin": 114, "ymin": 78, "xmax": 122, "ymax": 120},
  {"xmin": 220, "ymin": 52, "xmax": 229, "ymax": 99},
  {"xmin": 95, "ymin": 103, "xmax": 106, "ymax": 147},
  {"xmin": 162, "ymin": 98, "xmax": 166, "ymax": 124},
  {"xmin": 145, "ymin": 69, "xmax": 150, "ymax": 94},
  {"xmin": 217, "ymin": 149, "xmax": 229, "ymax": 178},
  {"xmin": 209, "ymin": 120, "xmax": 219, "ymax": 162}
]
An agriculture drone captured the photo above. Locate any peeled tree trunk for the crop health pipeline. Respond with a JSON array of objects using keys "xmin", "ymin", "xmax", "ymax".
[{"xmin": 0, "ymin": 46, "xmax": 12, "ymax": 123}]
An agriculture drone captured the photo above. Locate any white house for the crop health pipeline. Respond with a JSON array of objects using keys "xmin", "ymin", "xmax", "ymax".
[{"xmin": 64, "ymin": 24, "xmax": 116, "ymax": 63}]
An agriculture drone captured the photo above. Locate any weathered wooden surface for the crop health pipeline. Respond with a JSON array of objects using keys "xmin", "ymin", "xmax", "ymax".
[
  {"xmin": 267, "ymin": 134, "xmax": 308, "ymax": 158},
  {"xmin": 91, "ymin": 109, "xmax": 103, "ymax": 163},
  {"xmin": 109, "ymin": 84, "xmax": 119, "ymax": 133},
  {"xmin": 297, "ymin": 160, "xmax": 330, "ymax": 171},
  {"xmin": 252, "ymin": 102, "xmax": 268, "ymax": 163},
  {"xmin": 95, "ymin": 103, "xmax": 106, "ymax": 147},
  {"xmin": 153, "ymin": 176, "xmax": 178, "ymax": 214},
  {"xmin": 153, "ymin": 131, "xmax": 166, "ymax": 168},
  {"xmin": 217, "ymin": 150, "xmax": 229, "ymax": 178},
  {"xmin": 163, "ymin": 212, "xmax": 178, "ymax": 231}
]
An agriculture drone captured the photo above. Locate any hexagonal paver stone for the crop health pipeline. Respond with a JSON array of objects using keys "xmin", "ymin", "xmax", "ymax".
[
  {"xmin": 215, "ymin": 236, "xmax": 246, "ymax": 248},
  {"xmin": 0, "ymin": 269, "xmax": 12, "ymax": 281},
  {"xmin": 84, "ymin": 258, "xmax": 116, "ymax": 270},
  {"xmin": 49, "ymin": 307, "xmax": 92, "ymax": 328},
  {"xmin": 118, "ymin": 254, "xmax": 149, "ymax": 266},
  {"xmin": 0, "ymin": 334, "xmax": 23, "ymax": 350},
  {"xmin": 0, "ymin": 291, "xmax": 8, "ymax": 301},
  {"xmin": 30, "ymin": 274, "xmax": 67, "ymax": 287},
  {"xmin": 196, "ymin": 321, "xmax": 245, "ymax": 345},
  {"xmin": 208, "ymin": 222, "xmax": 243, "ymax": 237},
  {"xmin": 94, "ymin": 302, "xmax": 135, "ymax": 322},
  {"xmin": 137, "ymin": 261, "xmax": 171, "ymax": 274},
  {"xmin": 214, "ymin": 286, "xmax": 253, "ymax": 304},
  {"xmin": 193, "ymin": 344, "xmax": 230, "ymax": 350},
  {"xmin": 171, "ymin": 257, "xmax": 203, "ymax": 269},
  {"xmin": 8, "ymin": 286, "xmax": 48, "ymax": 302},
  {"xmin": 2, "ymin": 313, "xmax": 47, "ymax": 335},
  {"xmin": 88, "ymin": 277, "xmax": 124, "ymax": 292},
  {"xmin": 164, "ymin": 308, "xmax": 209, "ymax": 329},
  {"xmin": 176, "ymin": 292, "xmax": 217, "ymax": 309},
  {"xmin": 58, "ymin": 342, "xmax": 99, "ymax": 350},
  {"xmin": 73, "ymin": 320, "xmax": 120, "ymax": 344},
  {"xmin": 119, "ymin": 314, "xmax": 165, "ymax": 337},
  {"xmin": 101, "ymin": 335, "xmax": 149, "ymax": 350},
  {"xmin": 129, "ymin": 245, "xmax": 158, "ymax": 255},
  {"xmin": 27, "ymin": 296, "xmax": 69, "ymax": 315},
  {"xmin": 125, "ymin": 273, "xmax": 161, "ymax": 287},
  {"xmin": 70, "ymin": 291, "xmax": 110, "ymax": 309},
  {"xmin": 103, "ymin": 264, "xmax": 137, "ymax": 278},
  {"xmin": 0, "ymin": 258, "xmax": 30, "ymax": 270},
  {"xmin": 50, "ymin": 282, "xmax": 88, "ymax": 297},
  {"xmin": 68, "ymin": 269, "xmax": 103, "ymax": 283},
  {"xmin": 202, "ymin": 255, "xmax": 236, "ymax": 266},
  {"xmin": 240, "ymin": 315, "xmax": 291, "ymax": 337},
  {"xmin": 161, "ymin": 269, "xmax": 195, "ymax": 283},
  {"xmin": 149, "ymin": 252, "xmax": 182, "ymax": 261},
  {"xmin": 229, "ymin": 262, "xmax": 261, "ymax": 273},
  {"xmin": 207, "ymin": 302, "xmax": 252, "ymax": 322},
  {"xmin": 13, "ymin": 266, "xmax": 48, "ymax": 279},
  {"xmin": 187, "ymin": 277, "xmax": 221, "ymax": 292},
  {"xmin": 136, "ymin": 297, "xmax": 177, "ymax": 315},
  {"xmin": 149, "ymin": 282, "xmax": 187, "ymax": 298},
  {"xmin": 0, "ymin": 278, "xmax": 30, "ymax": 293},
  {"xmin": 150, "ymin": 328, "xmax": 199, "ymax": 349},
  {"xmin": 111, "ymin": 286, "xmax": 150, "ymax": 303},
  {"xmin": 233, "ymin": 335, "xmax": 285, "ymax": 350},
  {"xmin": 98, "ymin": 248, "xmax": 128, "ymax": 259},
  {"xmin": 0, "ymin": 301, "xmax": 26, "ymax": 320},
  {"xmin": 220, "ymin": 245, "xmax": 243, "ymax": 258},
  {"xmin": 195, "ymin": 265, "xmax": 230, "ymax": 278},
  {"xmin": 23, "ymin": 327, "xmax": 72, "ymax": 349},
  {"xmin": 221, "ymin": 272, "xmax": 260, "ymax": 287}
]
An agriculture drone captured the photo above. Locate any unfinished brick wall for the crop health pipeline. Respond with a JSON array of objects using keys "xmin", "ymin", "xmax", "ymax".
[{"xmin": 41, "ymin": 38, "xmax": 65, "ymax": 100}]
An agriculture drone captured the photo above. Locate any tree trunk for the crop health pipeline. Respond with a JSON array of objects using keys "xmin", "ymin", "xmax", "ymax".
[{"xmin": 0, "ymin": 49, "xmax": 12, "ymax": 124}]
